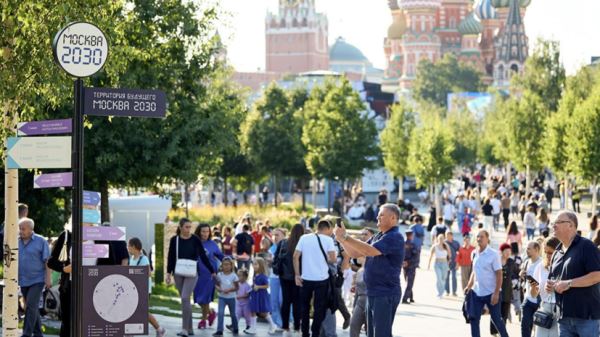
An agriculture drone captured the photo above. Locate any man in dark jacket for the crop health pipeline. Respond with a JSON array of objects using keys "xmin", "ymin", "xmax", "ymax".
[{"xmin": 402, "ymin": 230, "xmax": 419, "ymax": 304}]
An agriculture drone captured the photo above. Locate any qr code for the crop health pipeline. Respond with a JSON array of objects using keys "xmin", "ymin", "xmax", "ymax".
[{"xmin": 88, "ymin": 269, "xmax": 98, "ymax": 277}]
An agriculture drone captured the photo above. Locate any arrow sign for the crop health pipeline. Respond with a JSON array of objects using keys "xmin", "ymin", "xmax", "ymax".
[
  {"xmin": 82, "ymin": 243, "xmax": 109, "ymax": 258},
  {"xmin": 34, "ymin": 172, "xmax": 73, "ymax": 189},
  {"xmin": 83, "ymin": 190, "xmax": 101, "ymax": 206},
  {"xmin": 84, "ymin": 87, "xmax": 166, "ymax": 118},
  {"xmin": 83, "ymin": 226, "xmax": 126, "ymax": 241},
  {"xmin": 18, "ymin": 119, "xmax": 72, "ymax": 136},
  {"xmin": 6, "ymin": 136, "xmax": 71, "ymax": 169},
  {"xmin": 83, "ymin": 209, "xmax": 101, "ymax": 224}
]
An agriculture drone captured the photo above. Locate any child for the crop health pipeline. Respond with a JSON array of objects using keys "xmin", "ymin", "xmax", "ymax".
[
  {"xmin": 127, "ymin": 238, "xmax": 166, "ymax": 337},
  {"xmin": 232, "ymin": 269, "xmax": 252, "ymax": 333},
  {"xmin": 214, "ymin": 257, "xmax": 239, "ymax": 336},
  {"xmin": 349, "ymin": 257, "xmax": 367, "ymax": 337},
  {"xmin": 246, "ymin": 257, "xmax": 278, "ymax": 335}
]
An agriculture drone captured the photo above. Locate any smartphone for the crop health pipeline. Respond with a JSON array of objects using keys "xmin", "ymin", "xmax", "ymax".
[
  {"xmin": 525, "ymin": 274, "xmax": 538, "ymax": 285},
  {"xmin": 336, "ymin": 218, "xmax": 343, "ymax": 228}
]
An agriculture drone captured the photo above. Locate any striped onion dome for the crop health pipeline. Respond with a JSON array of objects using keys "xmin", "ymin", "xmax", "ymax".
[
  {"xmin": 458, "ymin": 13, "xmax": 483, "ymax": 35},
  {"xmin": 491, "ymin": 0, "xmax": 532, "ymax": 8},
  {"xmin": 474, "ymin": 0, "xmax": 497, "ymax": 19},
  {"xmin": 399, "ymin": 0, "xmax": 441, "ymax": 10}
]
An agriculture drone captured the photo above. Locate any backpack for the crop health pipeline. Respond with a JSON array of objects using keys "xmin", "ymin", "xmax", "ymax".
[
  {"xmin": 434, "ymin": 225, "xmax": 447, "ymax": 237},
  {"xmin": 236, "ymin": 233, "xmax": 253, "ymax": 255}
]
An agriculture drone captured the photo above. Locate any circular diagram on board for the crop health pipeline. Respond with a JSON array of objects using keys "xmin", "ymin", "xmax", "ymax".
[{"xmin": 92, "ymin": 274, "xmax": 139, "ymax": 323}]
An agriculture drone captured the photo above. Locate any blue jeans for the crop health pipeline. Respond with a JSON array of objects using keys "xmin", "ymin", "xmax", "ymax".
[
  {"xmin": 468, "ymin": 293, "xmax": 509, "ymax": 337},
  {"xmin": 445, "ymin": 266, "xmax": 457, "ymax": 295},
  {"xmin": 558, "ymin": 318, "xmax": 600, "ymax": 337},
  {"xmin": 269, "ymin": 276, "xmax": 283, "ymax": 327},
  {"xmin": 457, "ymin": 212, "xmax": 465, "ymax": 230},
  {"xmin": 434, "ymin": 261, "xmax": 449, "ymax": 297},
  {"xmin": 526, "ymin": 228, "xmax": 535, "ymax": 240},
  {"xmin": 21, "ymin": 282, "xmax": 44, "ymax": 337},
  {"xmin": 366, "ymin": 294, "xmax": 401, "ymax": 337},
  {"xmin": 521, "ymin": 299, "xmax": 539, "ymax": 337},
  {"xmin": 216, "ymin": 297, "xmax": 238, "ymax": 332}
]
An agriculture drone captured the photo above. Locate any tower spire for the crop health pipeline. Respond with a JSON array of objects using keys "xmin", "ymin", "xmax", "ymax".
[{"xmin": 497, "ymin": 0, "xmax": 528, "ymax": 63}]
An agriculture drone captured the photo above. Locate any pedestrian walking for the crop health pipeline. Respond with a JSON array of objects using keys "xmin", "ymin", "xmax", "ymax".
[
  {"xmin": 490, "ymin": 243, "xmax": 517, "ymax": 336},
  {"xmin": 402, "ymin": 230, "xmax": 419, "ymax": 304},
  {"xmin": 505, "ymin": 221, "xmax": 523, "ymax": 254},
  {"xmin": 431, "ymin": 217, "xmax": 449, "ymax": 242},
  {"xmin": 490, "ymin": 195, "xmax": 502, "ymax": 231},
  {"xmin": 445, "ymin": 232, "xmax": 461, "ymax": 297},
  {"xmin": 334, "ymin": 203, "xmax": 405, "ymax": 337},
  {"xmin": 349, "ymin": 257, "xmax": 367, "ymax": 337},
  {"xmin": 428, "ymin": 234, "xmax": 451, "ymax": 299},
  {"xmin": 531, "ymin": 237, "xmax": 560, "ymax": 337},
  {"xmin": 232, "ymin": 224, "xmax": 254, "ymax": 270},
  {"xmin": 267, "ymin": 228, "xmax": 285, "ymax": 330},
  {"xmin": 545, "ymin": 210, "xmax": 600, "ymax": 336},
  {"xmin": 501, "ymin": 192, "xmax": 511, "ymax": 230},
  {"xmin": 18, "ymin": 217, "xmax": 51, "ymax": 337},
  {"xmin": 457, "ymin": 235, "xmax": 475, "ymax": 294},
  {"xmin": 233, "ymin": 269, "xmax": 252, "ymax": 333},
  {"xmin": 194, "ymin": 224, "xmax": 223, "ymax": 329},
  {"xmin": 47, "ymin": 223, "xmax": 72, "ymax": 337},
  {"xmin": 443, "ymin": 199, "xmax": 456, "ymax": 229},
  {"xmin": 524, "ymin": 206, "xmax": 537, "ymax": 240},
  {"xmin": 213, "ymin": 257, "xmax": 239, "ymax": 336},
  {"xmin": 482, "ymin": 198, "xmax": 494, "ymax": 234},
  {"xmin": 247, "ymin": 257, "xmax": 280, "ymax": 335},
  {"xmin": 166, "ymin": 218, "xmax": 215, "ymax": 337},
  {"xmin": 571, "ymin": 188, "xmax": 581, "ymax": 213},
  {"xmin": 464, "ymin": 230, "xmax": 509, "ymax": 337}
]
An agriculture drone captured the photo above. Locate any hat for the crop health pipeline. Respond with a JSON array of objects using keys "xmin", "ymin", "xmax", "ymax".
[
  {"xmin": 499, "ymin": 243, "xmax": 511, "ymax": 251},
  {"xmin": 405, "ymin": 229, "xmax": 413, "ymax": 234}
]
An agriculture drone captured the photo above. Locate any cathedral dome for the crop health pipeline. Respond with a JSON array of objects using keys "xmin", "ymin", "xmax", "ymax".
[
  {"xmin": 474, "ymin": 0, "xmax": 497, "ymax": 20},
  {"xmin": 458, "ymin": 13, "xmax": 483, "ymax": 35},
  {"xmin": 329, "ymin": 37, "xmax": 368, "ymax": 62},
  {"xmin": 399, "ymin": 0, "xmax": 441, "ymax": 10},
  {"xmin": 491, "ymin": 0, "xmax": 531, "ymax": 8},
  {"xmin": 387, "ymin": 14, "xmax": 407, "ymax": 39}
]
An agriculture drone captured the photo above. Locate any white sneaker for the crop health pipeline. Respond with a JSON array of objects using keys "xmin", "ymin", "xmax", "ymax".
[
  {"xmin": 244, "ymin": 327, "xmax": 256, "ymax": 335},
  {"xmin": 283, "ymin": 330, "xmax": 292, "ymax": 337}
]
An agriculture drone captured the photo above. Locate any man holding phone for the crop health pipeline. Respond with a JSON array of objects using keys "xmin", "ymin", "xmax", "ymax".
[{"xmin": 520, "ymin": 241, "xmax": 541, "ymax": 337}]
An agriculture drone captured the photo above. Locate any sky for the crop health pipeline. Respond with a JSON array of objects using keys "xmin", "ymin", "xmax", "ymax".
[{"xmin": 217, "ymin": 0, "xmax": 600, "ymax": 75}]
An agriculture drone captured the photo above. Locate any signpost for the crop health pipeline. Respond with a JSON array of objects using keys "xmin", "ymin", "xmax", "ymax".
[
  {"xmin": 84, "ymin": 190, "xmax": 101, "ymax": 207},
  {"xmin": 6, "ymin": 136, "xmax": 71, "ymax": 169},
  {"xmin": 34, "ymin": 172, "xmax": 73, "ymax": 189},
  {"xmin": 83, "ymin": 209, "xmax": 101, "ymax": 224},
  {"xmin": 84, "ymin": 87, "xmax": 167, "ymax": 118},
  {"xmin": 83, "ymin": 226, "xmax": 126, "ymax": 241},
  {"xmin": 17, "ymin": 119, "xmax": 72, "ymax": 136},
  {"xmin": 82, "ymin": 243, "xmax": 109, "ymax": 259}
]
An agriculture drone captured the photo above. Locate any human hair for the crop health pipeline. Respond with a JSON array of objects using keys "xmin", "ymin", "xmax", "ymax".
[
  {"xmin": 224, "ymin": 226, "xmax": 232, "ymax": 235},
  {"xmin": 593, "ymin": 230, "xmax": 600, "ymax": 247},
  {"xmin": 437, "ymin": 216, "xmax": 443, "ymax": 223},
  {"xmin": 508, "ymin": 221, "xmax": 519, "ymax": 235},
  {"xmin": 590, "ymin": 215, "xmax": 598, "ymax": 231},
  {"xmin": 381, "ymin": 203, "xmax": 400, "ymax": 220},
  {"xmin": 478, "ymin": 229, "xmax": 490, "ymax": 239},
  {"xmin": 527, "ymin": 206, "xmax": 534, "ymax": 212},
  {"xmin": 317, "ymin": 219, "xmax": 331, "ymax": 230},
  {"xmin": 18, "ymin": 203, "xmax": 29, "ymax": 215},
  {"xmin": 177, "ymin": 217, "xmax": 191, "ymax": 235},
  {"xmin": 237, "ymin": 269, "xmax": 249, "ymax": 281},
  {"xmin": 543, "ymin": 237, "xmax": 561, "ymax": 268},
  {"xmin": 287, "ymin": 224, "xmax": 305, "ymax": 252},
  {"xmin": 538, "ymin": 208, "xmax": 549, "ymax": 223},
  {"xmin": 220, "ymin": 257, "xmax": 235, "ymax": 273},
  {"xmin": 128, "ymin": 237, "xmax": 143, "ymax": 251},
  {"xmin": 557, "ymin": 210, "xmax": 579, "ymax": 229},
  {"xmin": 242, "ymin": 224, "xmax": 249, "ymax": 231},
  {"xmin": 194, "ymin": 223, "xmax": 212, "ymax": 240},
  {"xmin": 253, "ymin": 257, "xmax": 268, "ymax": 275},
  {"xmin": 260, "ymin": 225, "xmax": 269, "ymax": 233},
  {"xmin": 529, "ymin": 241, "xmax": 541, "ymax": 251},
  {"xmin": 18, "ymin": 217, "xmax": 34, "ymax": 229}
]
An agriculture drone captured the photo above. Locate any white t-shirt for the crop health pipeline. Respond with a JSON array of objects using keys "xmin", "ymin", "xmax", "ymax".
[
  {"xmin": 533, "ymin": 262, "xmax": 555, "ymax": 304},
  {"xmin": 295, "ymin": 233, "xmax": 335, "ymax": 281},
  {"xmin": 443, "ymin": 204, "xmax": 455, "ymax": 220},
  {"xmin": 490, "ymin": 198, "xmax": 501, "ymax": 215},
  {"xmin": 217, "ymin": 271, "xmax": 239, "ymax": 299},
  {"xmin": 524, "ymin": 257, "xmax": 542, "ymax": 303}
]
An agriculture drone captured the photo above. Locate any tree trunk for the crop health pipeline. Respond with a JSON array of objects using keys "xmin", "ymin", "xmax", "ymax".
[
  {"xmin": 434, "ymin": 181, "xmax": 441, "ymax": 214},
  {"xmin": 100, "ymin": 179, "xmax": 110, "ymax": 223},
  {"xmin": 223, "ymin": 176, "xmax": 228, "ymax": 206},
  {"xmin": 312, "ymin": 177, "xmax": 317, "ymax": 211},
  {"xmin": 525, "ymin": 165, "xmax": 531, "ymax": 198},
  {"xmin": 592, "ymin": 177, "xmax": 598, "ymax": 216},
  {"xmin": 3, "ymin": 107, "xmax": 19, "ymax": 337},
  {"xmin": 505, "ymin": 162, "xmax": 511, "ymax": 187},
  {"xmin": 301, "ymin": 178, "xmax": 306, "ymax": 211},
  {"xmin": 274, "ymin": 175, "xmax": 278, "ymax": 207},
  {"xmin": 398, "ymin": 176, "xmax": 404, "ymax": 201}
]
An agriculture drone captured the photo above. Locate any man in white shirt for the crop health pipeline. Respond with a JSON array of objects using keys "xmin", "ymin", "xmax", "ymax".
[
  {"xmin": 464, "ymin": 230, "xmax": 508, "ymax": 337},
  {"xmin": 294, "ymin": 219, "xmax": 337, "ymax": 337},
  {"xmin": 490, "ymin": 196, "xmax": 502, "ymax": 231},
  {"xmin": 520, "ymin": 241, "xmax": 541, "ymax": 337},
  {"xmin": 442, "ymin": 199, "xmax": 455, "ymax": 228}
]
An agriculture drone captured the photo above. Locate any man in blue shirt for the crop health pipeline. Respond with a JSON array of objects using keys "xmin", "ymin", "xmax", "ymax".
[
  {"xmin": 334, "ymin": 203, "xmax": 404, "ymax": 337},
  {"xmin": 18, "ymin": 217, "xmax": 51, "ymax": 337}
]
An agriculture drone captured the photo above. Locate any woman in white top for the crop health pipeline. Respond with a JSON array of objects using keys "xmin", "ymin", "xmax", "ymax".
[
  {"xmin": 523, "ymin": 206, "xmax": 537, "ymax": 240},
  {"xmin": 428, "ymin": 234, "xmax": 452, "ymax": 299},
  {"xmin": 530, "ymin": 236, "xmax": 561, "ymax": 337}
]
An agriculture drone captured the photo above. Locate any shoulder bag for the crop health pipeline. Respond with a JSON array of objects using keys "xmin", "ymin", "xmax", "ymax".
[
  {"xmin": 315, "ymin": 234, "xmax": 339, "ymax": 313},
  {"xmin": 174, "ymin": 236, "xmax": 198, "ymax": 278},
  {"xmin": 533, "ymin": 262, "xmax": 558, "ymax": 329}
]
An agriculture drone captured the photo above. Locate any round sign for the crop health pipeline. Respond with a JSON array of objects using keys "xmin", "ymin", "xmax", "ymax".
[{"xmin": 52, "ymin": 22, "xmax": 109, "ymax": 78}]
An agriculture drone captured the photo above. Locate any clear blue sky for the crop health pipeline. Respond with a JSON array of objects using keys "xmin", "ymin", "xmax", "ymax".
[{"xmin": 217, "ymin": 0, "xmax": 600, "ymax": 75}]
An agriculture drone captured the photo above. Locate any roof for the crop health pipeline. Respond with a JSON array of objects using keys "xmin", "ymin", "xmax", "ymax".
[
  {"xmin": 330, "ymin": 37, "xmax": 369, "ymax": 62},
  {"xmin": 491, "ymin": 0, "xmax": 531, "ymax": 7},
  {"xmin": 458, "ymin": 13, "xmax": 483, "ymax": 35},
  {"xmin": 474, "ymin": 0, "xmax": 497, "ymax": 20}
]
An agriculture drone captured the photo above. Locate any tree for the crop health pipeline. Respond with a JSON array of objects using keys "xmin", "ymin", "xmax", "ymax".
[
  {"xmin": 446, "ymin": 106, "xmax": 479, "ymax": 167},
  {"xmin": 302, "ymin": 77, "xmax": 378, "ymax": 209},
  {"xmin": 407, "ymin": 108, "xmax": 455, "ymax": 211},
  {"xmin": 379, "ymin": 100, "xmax": 415, "ymax": 201},
  {"xmin": 413, "ymin": 54, "xmax": 486, "ymax": 108}
]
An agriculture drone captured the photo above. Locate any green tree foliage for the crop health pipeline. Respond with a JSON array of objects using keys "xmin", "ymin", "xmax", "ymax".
[
  {"xmin": 446, "ymin": 107, "xmax": 479, "ymax": 166},
  {"xmin": 302, "ymin": 77, "xmax": 378, "ymax": 181},
  {"xmin": 412, "ymin": 54, "xmax": 485, "ymax": 108},
  {"xmin": 478, "ymin": 92, "xmax": 511, "ymax": 165}
]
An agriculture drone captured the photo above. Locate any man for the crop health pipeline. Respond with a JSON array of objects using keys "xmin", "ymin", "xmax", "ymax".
[
  {"xmin": 232, "ymin": 224, "xmax": 254, "ymax": 270},
  {"xmin": 294, "ymin": 219, "xmax": 337, "ymax": 337},
  {"xmin": 544, "ymin": 184, "xmax": 554, "ymax": 212},
  {"xmin": 442, "ymin": 199, "xmax": 455, "ymax": 229},
  {"xmin": 409, "ymin": 216, "xmax": 425, "ymax": 252},
  {"xmin": 520, "ymin": 241, "xmax": 542, "ymax": 337},
  {"xmin": 402, "ymin": 229, "xmax": 419, "ymax": 304},
  {"xmin": 545, "ymin": 210, "xmax": 600, "ymax": 336},
  {"xmin": 464, "ymin": 230, "xmax": 509, "ymax": 337},
  {"xmin": 501, "ymin": 192, "xmax": 511, "ymax": 230},
  {"xmin": 456, "ymin": 195, "xmax": 466, "ymax": 233},
  {"xmin": 18, "ymin": 217, "xmax": 51, "ymax": 337},
  {"xmin": 334, "ymin": 203, "xmax": 405, "ymax": 337},
  {"xmin": 490, "ymin": 195, "xmax": 502, "ymax": 231},
  {"xmin": 445, "ymin": 232, "xmax": 460, "ymax": 296},
  {"xmin": 431, "ymin": 217, "xmax": 448, "ymax": 242},
  {"xmin": 18, "ymin": 203, "xmax": 29, "ymax": 218}
]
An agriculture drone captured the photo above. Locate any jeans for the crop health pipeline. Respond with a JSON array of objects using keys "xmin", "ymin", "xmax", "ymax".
[
  {"xmin": 492, "ymin": 213, "xmax": 500, "ymax": 230},
  {"xmin": 434, "ymin": 261, "xmax": 449, "ymax": 297},
  {"xmin": 502, "ymin": 209, "xmax": 510, "ymax": 229},
  {"xmin": 300, "ymin": 279, "xmax": 329, "ymax": 337},
  {"xmin": 366, "ymin": 294, "xmax": 401, "ymax": 337},
  {"xmin": 237, "ymin": 259, "xmax": 251, "ymax": 271},
  {"xmin": 490, "ymin": 302, "xmax": 511, "ymax": 335},
  {"xmin": 526, "ymin": 228, "xmax": 536, "ymax": 240},
  {"xmin": 457, "ymin": 213, "xmax": 465, "ymax": 230},
  {"xmin": 558, "ymin": 317, "xmax": 600, "ymax": 337},
  {"xmin": 521, "ymin": 299, "xmax": 539, "ymax": 337},
  {"xmin": 445, "ymin": 266, "xmax": 458, "ymax": 295},
  {"xmin": 402, "ymin": 267, "xmax": 416, "ymax": 302},
  {"xmin": 216, "ymin": 297, "xmax": 238, "ymax": 332},
  {"xmin": 280, "ymin": 278, "xmax": 301, "ymax": 331},
  {"xmin": 269, "ymin": 276, "xmax": 283, "ymax": 327},
  {"xmin": 468, "ymin": 293, "xmax": 509, "ymax": 337},
  {"xmin": 21, "ymin": 282, "xmax": 45, "ymax": 337},
  {"xmin": 320, "ymin": 310, "xmax": 337, "ymax": 337}
]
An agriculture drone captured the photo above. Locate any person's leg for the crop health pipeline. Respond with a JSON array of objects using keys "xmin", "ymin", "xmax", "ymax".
[
  {"xmin": 573, "ymin": 318, "xmax": 599, "ymax": 336},
  {"xmin": 22, "ymin": 283, "xmax": 44, "ymax": 337},
  {"xmin": 334, "ymin": 286, "xmax": 351, "ymax": 325},
  {"xmin": 369, "ymin": 295, "xmax": 400, "ymax": 337},
  {"xmin": 349, "ymin": 297, "xmax": 366, "ymax": 337},
  {"xmin": 434, "ymin": 262, "xmax": 445, "ymax": 297},
  {"xmin": 460, "ymin": 266, "xmax": 470, "ymax": 294},
  {"xmin": 450, "ymin": 267, "xmax": 458, "ymax": 295},
  {"xmin": 521, "ymin": 299, "xmax": 538, "ymax": 337},
  {"xmin": 280, "ymin": 279, "xmax": 292, "ymax": 330},
  {"xmin": 503, "ymin": 209, "xmax": 510, "ymax": 229},
  {"xmin": 557, "ymin": 319, "xmax": 577, "ymax": 337},
  {"xmin": 59, "ymin": 280, "xmax": 71, "ymax": 337},
  {"xmin": 468, "ymin": 293, "xmax": 486, "ymax": 337},
  {"xmin": 270, "ymin": 276, "xmax": 283, "ymax": 328},
  {"xmin": 487, "ymin": 296, "xmax": 509, "ymax": 337},
  {"xmin": 228, "ymin": 298, "xmax": 239, "ymax": 332},
  {"xmin": 180, "ymin": 275, "xmax": 198, "ymax": 333},
  {"xmin": 149, "ymin": 313, "xmax": 161, "ymax": 330},
  {"xmin": 310, "ymin": 280, "xmax": 329, "ymax": 337},
  {"xmin": 319, "ymin": 310, "xmax": 336, "ymax": 337},
  {"xmin": 402, "ymin": 269, "xmax": 414, "ymax": 302},
  {"xmin": 217, "ymin": 297, "xmax": 226, "ymax": 332},
  {"xmin": 300, "ymin": 281, "xmax": 315, "ymax": 337},
  {"xmin": 291, "ymin": 283, "xmax": 302, "ymax": 331}
]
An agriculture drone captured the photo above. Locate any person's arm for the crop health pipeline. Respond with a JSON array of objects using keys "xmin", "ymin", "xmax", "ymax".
[
  {"xmin": 341, "ymin": 250, "xmax": 350, "ymax": 270},
  {"xmin": 464, "ymin": 267, "xmax": 475, "ymax": 292},
  {"xmin": 231, "ymin": 237, "xmax": 238, "ymax": 256},
  {"xmin": 45, "ymin": 265, "xmax": 53, "ymax": 289},
  {"xmin": 554, "ymin": 271, "xmax": 600, "ymax": 294},
  {"xmin": 293, "ymin": 250, "xmax": 303, "ymax": 286},
  {"xmin": 491, "ymin": 269, "xmax": 502, "ymax": 305},
  {"xmin": 166, "ymin": 236, "xmax": 176, "ymax": 275},
  {"xmin": 197, "ymin": 238, "xmax": 215, "ymax": 274},
  {"xmin": 47, "ymin": 232, "xmax": 67, "ymax": 272},
  {"xmin": 428, "ymin": 246, "xmax": 434, "ymax": 270}
]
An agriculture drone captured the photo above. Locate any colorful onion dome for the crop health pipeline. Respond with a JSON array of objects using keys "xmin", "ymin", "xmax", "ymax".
[
  {"xmin": 458, "ymin": 13, "xmax": 483, "ymax": 35},
  {"xmin": 491, "ymin": 0, "xmax": 532, "ymax": 8},
  {"xmin": 474, "ymin": 0, "xmax": 497, "ymax": 20}
]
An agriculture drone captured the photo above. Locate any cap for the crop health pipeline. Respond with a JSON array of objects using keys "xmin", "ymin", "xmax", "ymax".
[
  {"xmin": 405, "ymin": 229, "xmax": 413, "ymax": 234},
  {"xmin": 499, "ymin": 243, "xmax": 511, "ymax": 251}
]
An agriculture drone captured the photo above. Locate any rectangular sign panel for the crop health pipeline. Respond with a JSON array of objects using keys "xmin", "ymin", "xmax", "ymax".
[
  {"xmin": 84, "ymin": 190, "xmax": 101, "ymax": 207},
  {"xmin": 17, "ymin": 119, "xmax": 72, "ymax": 136},
  {"xmin": 84, "ymin": 87, "xmax": 166, "ymax": 118},
  {"xmin": 82, "ymin": 266, "xmax": 148, "ymax": 337},
  {"xmin": 83, "ymin": 226, "xmax": 126, "ymax": 241},
  {"xmin": 6, "ymin": 136, "xmax": 71, "ymax": 169},
  {"xmin": 83, "ymin": 243, "xmax": 109, "ymax": 258},
  {"xmin": 83, "ymin": 209, "xmax": 101, "ymax": 224},
  {"xmin": 34, "ymin": 172, "xmax": 73, "ymax": 189}
]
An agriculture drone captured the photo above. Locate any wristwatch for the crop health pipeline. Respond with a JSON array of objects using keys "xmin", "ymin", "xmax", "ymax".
[{"xmin": 566, "ymin": 280, "xmax": 572, "ymax": 289}]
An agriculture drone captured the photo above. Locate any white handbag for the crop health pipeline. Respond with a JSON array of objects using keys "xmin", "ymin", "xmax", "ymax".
[{"xmin": 174, "ymin": 236, "xmax": 198, "ymax": 278}]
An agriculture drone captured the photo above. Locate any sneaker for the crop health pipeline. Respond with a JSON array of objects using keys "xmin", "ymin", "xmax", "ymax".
[
  {"xmin": 176, "ymin": 331, "xmax": 188, "ymax": 337},
  {"xmin": 156, "ymin": 327, "xmax": 167, "ymax": 337},
  {"xmin": 213, "ymin": 332, "xmax": 224, "ymax": 336},
  {"xmin": 198, "ymin": 320, "xmax": 207, "ymax": 330},
  {"xmin": 244, "ymin": 327, "xmax": 256, "ymax": 335},
  {"xmin": 283, "ymin": 330, "xmax": 292, "ymax": 337},
  {"xmin": 226, "ymin": 325, "xmax": 234, "ymax": 332},
  {"xmin": 268, "ymin": 327, "xmax": 278, "ymax": 335},
  {"xmin": 208, "ymin": 309, "xmax": 217, "ymax": 327}
]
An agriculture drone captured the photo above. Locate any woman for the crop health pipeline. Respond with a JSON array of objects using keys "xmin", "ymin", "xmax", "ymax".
[
  {"xmin": 275, "ymin": 224, "xmax": 304, "ymax": 336},
  {"xmin": 588, "ymin": 215, "xmax": 598, "ymax": 241},
  {"xmin": 592, "ymin": 230, "xmax": 600, "ymax": 247},
  {"xmin": 490, "ymin": 243, "xmax": 518, "ymax": 336},
  {"xmin": 537, "ymin": 208, "xmax": 550, "ymax": 236},
  {"xmin": 167, "ymin": 218, "xmax": 215, "ymax": 337},
  {"xmin": 523, "ymin": 206, "xmax": 537, "ymax": 240},
  {"xmin": 531, "ymin": 237, "xmax": 561, "ymax": 337},
  {"xmin": 519, "ymin": 195, "xmax": 528, "ymax": 221},
  {"xmin": 267, "ymin": 228, "xmax": 286, "ymax": 330},
  {"xmin": 47, "ymin": 223, "xmax": 72, "ymax": 337},
  {"xmin": 510, "ymin": 190, "xmax": 520, "ymax": 219},
  {"xmin": 481, "ymin": 197, "xmax": 494, "ymax": 233},
  {"xmin": 222, "ymin": 226, "xmax": 234, "ymax": 256},
  {"xmin": 428, "ymin": 234, "xmax": 452, "ymax": 299},
  {"xmin": 506, "ymin": 221, "xmax": 523, "ymax": 254},
  {"xmin": 194, "ymin": 223, "xmax": 224, "ymax": 329}
]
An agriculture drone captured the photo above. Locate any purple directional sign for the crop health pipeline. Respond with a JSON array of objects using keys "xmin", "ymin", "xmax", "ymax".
[
  {"xmin": 84, "ymin": 87, "xmax": 166, "ymax": 118},
  {"xmin": 83, "ymin": 243, "xmax": 109, "ymax": 258},
  {"xmin": 83, "ymin": 226, "xmax": 126, "ymax": 241},
  {"xmin": 17, "ymin": 119, "xmax": 72, "ymax": 136},
  {"xmin": 34, "ymin": 172, "xmax": 73, "ymax": 189},
  {"xmin": 83, "ymin": 190, "xmax": 101, "ymax": 207}
]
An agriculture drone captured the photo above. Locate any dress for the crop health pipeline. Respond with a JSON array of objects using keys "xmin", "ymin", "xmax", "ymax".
[
  {"xmin": 194, "ymin": 239, "xmax": 224, "ymax": 304},
  {"xmin": 249, "ymin": 273, "xmax": 271, "ymax": 313}
]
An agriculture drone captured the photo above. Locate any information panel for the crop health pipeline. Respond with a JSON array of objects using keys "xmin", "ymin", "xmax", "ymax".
[{"xmin": 84, "ymin": 87, "xmax": 166, "ymax": 118}]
